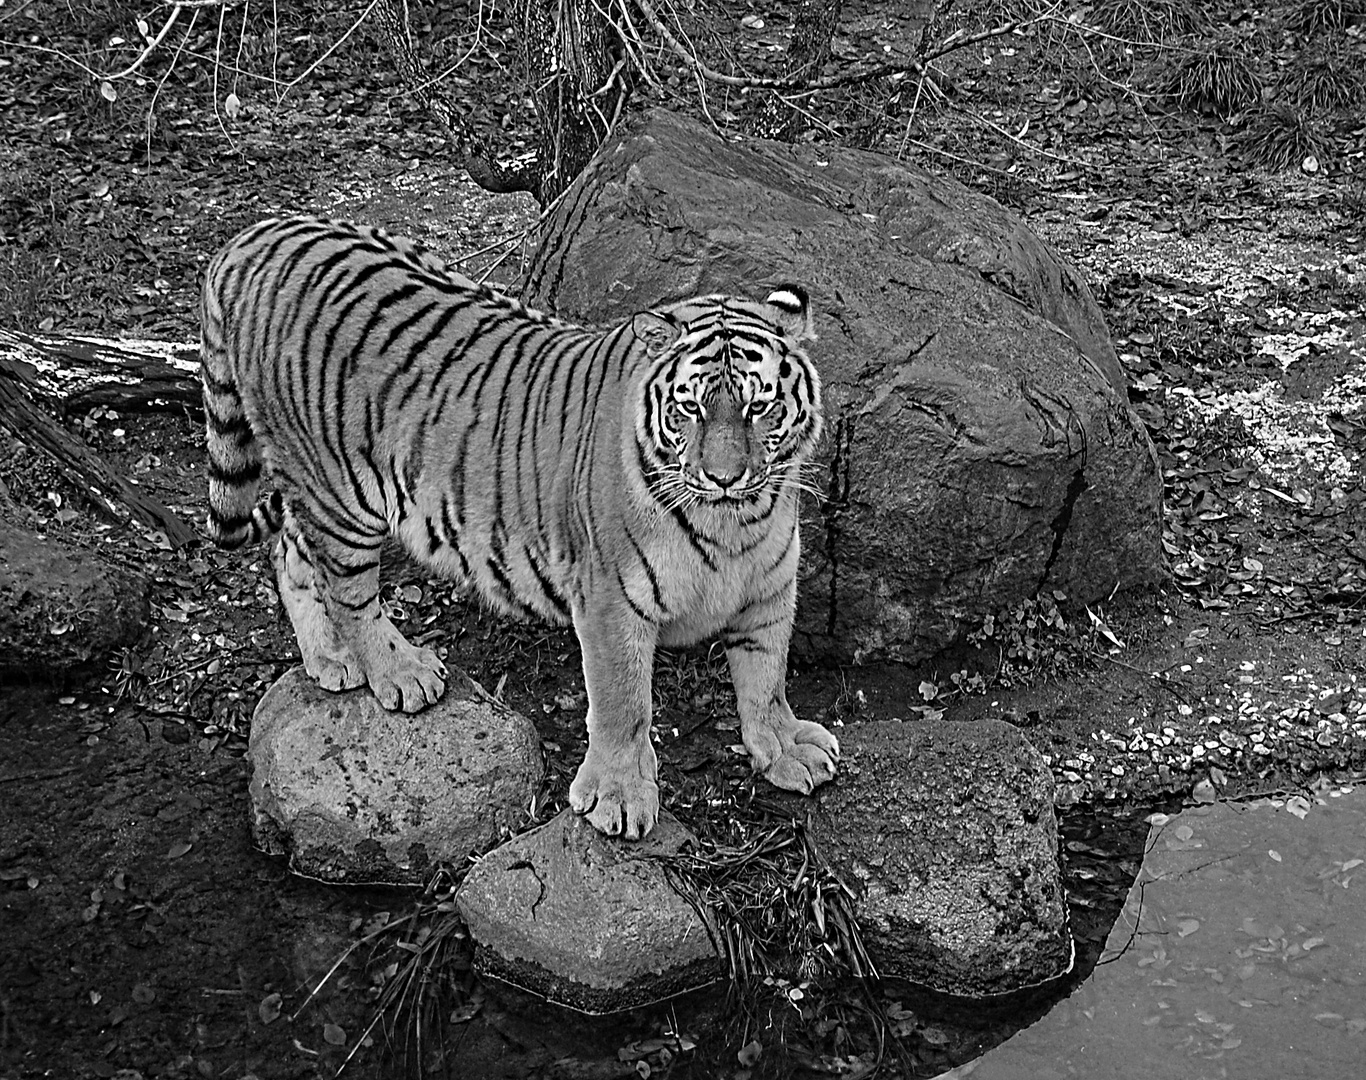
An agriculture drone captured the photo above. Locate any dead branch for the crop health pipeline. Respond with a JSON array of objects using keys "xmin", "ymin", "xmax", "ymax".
[{"xmin": 0, "ymin": 356, "xmax": 198, "ymax": 548}]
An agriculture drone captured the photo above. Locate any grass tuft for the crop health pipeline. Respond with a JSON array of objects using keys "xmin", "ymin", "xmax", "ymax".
[
  {"xmin": 1154, "ymin": 34, "xmax": 1264, "ymax": 117},
  {"xmin": 294, "ymin": 867, "xmax": 478, "ymax": 1077},
  {"xmin": 1237, "ymin": 102, "xmax": 1332, "ymax": 170},
  {"xmin": 1093, "ymin": 0, "xmax": 1211, "ymax": 43},
  {"xmin": 1277, "ymin": 39, "xmax": 1366, "ymax": 111},
  {"xmin": 658, "ymin": 798, "xmax": 875, "ymax": 988},
  {"xmin": 1282, "ymin": 0, "xmax": 1366, "ymax": 36}
]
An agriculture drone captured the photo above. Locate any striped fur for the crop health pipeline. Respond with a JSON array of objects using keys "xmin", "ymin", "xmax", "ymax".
[{"xmin": 200, "ymin": 215, "xmax": 838, "ymax": 839}]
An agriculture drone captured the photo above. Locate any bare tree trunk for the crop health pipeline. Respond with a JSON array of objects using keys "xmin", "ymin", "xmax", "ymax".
[
  {"xmin": 753, "ymin": 0, "xmax": 844, "ymax": 140},
  {"xmin": 373, "ymin": 0, "xmax": 628, "ymax": 205},
  {"xmin": 519, "ymin": 0, "xmax": 629, "ymax": 204},
  {"xmin": 373, "ymin": 0, "xmax": 541, "ymax": 196}
]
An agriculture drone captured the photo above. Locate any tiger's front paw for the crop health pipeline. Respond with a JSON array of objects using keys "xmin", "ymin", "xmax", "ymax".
[
  {"xmin": 367, "ymin": 642, "xmax": 447, "ymax": 713},
  {"xmin": 569, "ymin": 753, "xmax": 660, "ymax": 840},
  {"xmin": 746, "ymin": 717, "xmax": 840, "ymax": 796}
]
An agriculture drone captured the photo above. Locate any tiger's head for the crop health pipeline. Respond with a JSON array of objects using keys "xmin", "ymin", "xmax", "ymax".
[{"xmin": 633, "ymin": 286, "xmax": 823, "ymax": 509}]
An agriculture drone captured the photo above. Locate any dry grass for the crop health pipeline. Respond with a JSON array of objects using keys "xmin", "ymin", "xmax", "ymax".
[
  {"xmin": 1153, "ymin": 33, "xmax": 1263, "ymax": 118},
  {"xmin": 1238, "ymin": 102, "xmax": 1332, "ymax": 170}
]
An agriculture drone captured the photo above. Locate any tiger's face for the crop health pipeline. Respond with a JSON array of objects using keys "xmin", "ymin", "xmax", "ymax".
[{"xmin": 634, "ymin": 287, "xmax": 823, "ymax": 507}]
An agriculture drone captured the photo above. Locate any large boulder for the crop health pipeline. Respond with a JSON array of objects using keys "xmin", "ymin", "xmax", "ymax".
[
  {"xmin": 0, "ymin": 522, "xmax": 149, "ymax": 675},
  {"xmin": 248, "ymin": 667, "xmax": 543, "ymax": 884},
  {"xmin": 455, "ymin": 808, "xmax": 719, "ymax": 1013},
  {"xmin": 809, "ymin": 719, "xmax": 1072, "ymax": 996},
  {"xmin": 522, "ymin": 108, "xmax": 1163, "ymax": 663}
]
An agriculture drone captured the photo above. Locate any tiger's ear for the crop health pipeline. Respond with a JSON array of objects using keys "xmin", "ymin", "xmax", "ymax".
[
  {"xmin": 766, "ymin": 285, "xmax": 815, "ymax": 342},
  {"xmin": 633, "ymin": 310, "xmax": 683, "ymax": 357}
]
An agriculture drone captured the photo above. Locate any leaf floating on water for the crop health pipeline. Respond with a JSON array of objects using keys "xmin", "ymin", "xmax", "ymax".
[
  {"xmin": 323, "ymin": 1022, "xmax": 346, "ymax": 1046},
  {"xmin": 449, "ymin": 1001, "xmax": 481, "ymax": 1024},
  {"xmin": 1286, "ymin": 796, "xmax": 1311, "ymax": 820},
  {"xmin": 1174, "ymin": 824, "xmax": 1194, "ymax": 842},
  {"xmin": 1177, "ymin": 918, "xmax": 1201, "ymax": 937},
  {"xmin": 1269, "ymin": 850, "xmax": 1282, "ymax": 862}
]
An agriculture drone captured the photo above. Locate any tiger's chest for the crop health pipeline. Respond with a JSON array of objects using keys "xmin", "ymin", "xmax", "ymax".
[{"xmin": 637, "ymin": 506, "xmax": 799, "ymax": 648}]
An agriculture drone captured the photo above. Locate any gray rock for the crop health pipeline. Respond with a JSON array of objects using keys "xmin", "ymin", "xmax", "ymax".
[
  {"xmin": 0, "ymin": 522, "xmax": 148, "ymax": 674},
  {"xmin": 456, "ymin": 808, "xmax": 719, "ymax": 1014},
  {"xmin": 522, "ymin": 108, "xmax": 1164, "ymax": 664},
  {"xmin": 248, "ymin": 667, "xmax": 542, "ymax": 884},
  {"xmin": 810, "ymin": 719, "xmax": 1072, "ymax": 996}
]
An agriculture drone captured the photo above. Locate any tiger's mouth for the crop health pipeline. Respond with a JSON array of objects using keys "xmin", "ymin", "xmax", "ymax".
[{"xmin": 686, "ymin": 470, "xmax": 772, "ymax": 505}]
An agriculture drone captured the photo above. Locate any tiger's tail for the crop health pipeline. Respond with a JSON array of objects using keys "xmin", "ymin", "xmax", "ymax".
[{"xmin": 200, "ymin": 273, "xmax": 283, "ymax": 550}]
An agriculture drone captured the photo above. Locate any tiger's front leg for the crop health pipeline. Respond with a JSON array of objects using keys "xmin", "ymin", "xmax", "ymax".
[
  {"xmin": 724, "ymin": 578, "xmax": 839, "ymax": 794},
  {"xmin": 567, "ymin": 599, "xmax": 660, "ymax": 839}
]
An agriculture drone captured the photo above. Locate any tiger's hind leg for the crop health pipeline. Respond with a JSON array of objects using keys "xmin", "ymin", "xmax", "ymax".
[
  {"xmin": 273, "ymin": 519, "xmax": 366, "ymax": 693},
  {"xmin": 724, "ymin": 578, "xmax": 839, "ymax": 795},
  {"xmin": 305, "ymin": 524, "xmax": 448, "ymax": 713}
]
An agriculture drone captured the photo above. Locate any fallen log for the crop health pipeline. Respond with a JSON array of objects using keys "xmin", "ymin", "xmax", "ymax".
[
  {"xmin": 0, "ymin": 328, "xmax": 200, "ymax": 416},
  {"xmin": 0, "ymin": 333, "xmax": 200, "ymax": 548}
]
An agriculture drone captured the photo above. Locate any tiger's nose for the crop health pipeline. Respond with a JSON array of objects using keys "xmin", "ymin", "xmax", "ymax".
[{"xmin": 703, "ymin": 467, "xmax": 744, "ymax": 489}]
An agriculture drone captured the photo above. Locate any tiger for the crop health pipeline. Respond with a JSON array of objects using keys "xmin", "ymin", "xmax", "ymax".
[{"xmin": 200, "ymin": 215, "xmax": 839, "ymax": 840}]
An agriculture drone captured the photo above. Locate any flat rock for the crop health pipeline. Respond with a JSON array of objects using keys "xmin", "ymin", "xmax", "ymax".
[
  {"xmin": 967, "ymin": 786, "xmax": 1366, "ymax": 1080},
  {"xmin": 455, "ymin": 807, "xmax": 719, "ymax": 1014},
  {"xmin": 0, "ymin": 522, "xmax": 148, "ymax": 675},
  {"xmin": 248, "ymin": 667, "xmax": 542, "ymax": 884},
  {"xmin": 810, "ymin": 719, "xmax": 1072, "ymax": 996},
  {"xmin": 522, "ymin": 108, "xmax": 1164, "ymax": 664}
]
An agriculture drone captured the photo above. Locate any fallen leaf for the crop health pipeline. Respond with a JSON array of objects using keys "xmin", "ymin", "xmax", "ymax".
[
  {"xmin": 258, "ymin": 992, "xmax": 282, "ymax": 1024},
  {"xmin": 323, "ymin": 1022, "xmax": 346, "ymax": 1046},
  {"xmin": 167, "ymin": 840, "xmax": 192, "ymax": 859},
  {"xmin": 737, "ymin": 1040, "xmax": 763, "ymax": 1067}
]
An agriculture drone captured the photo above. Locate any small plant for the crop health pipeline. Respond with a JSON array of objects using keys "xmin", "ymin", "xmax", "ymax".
[
  {"xmin": 1154, "ymin": 34, "xmax": 1264, "ymax": 117},
  {"xmin": 1238, "ymin": 102, "xmax": 1332, "ymax": 169},
  {"xmin": 966, "ymin": 592, "xmax": 1087, "ymax": 686},
  {"xmin": 1278, "ymin": 40, "xmax": 1366, "ymax": 112},
  {"xmin": 1093, "ymin": 0, "xmax": 1211, "ymax": 43},
  {"xmin": 1282, "ymin": 0, "xmax": 1366, "ymax": 36}
]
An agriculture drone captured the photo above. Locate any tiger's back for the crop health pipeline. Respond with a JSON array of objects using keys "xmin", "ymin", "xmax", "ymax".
[{"xmin": 201, "ymin": 215, "xmax": 838, "ymax": 840}]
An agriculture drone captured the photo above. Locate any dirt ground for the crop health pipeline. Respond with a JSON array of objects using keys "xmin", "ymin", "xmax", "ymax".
[{"xmin": 3, "ymin": 1, "xmax": 1365, "ymax": 1078}]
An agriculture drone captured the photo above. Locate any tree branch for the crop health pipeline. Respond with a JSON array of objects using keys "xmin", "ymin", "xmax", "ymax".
[{"xmin": 632, "ymin": 0, "xmax": 1061, "ymax": 97}]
